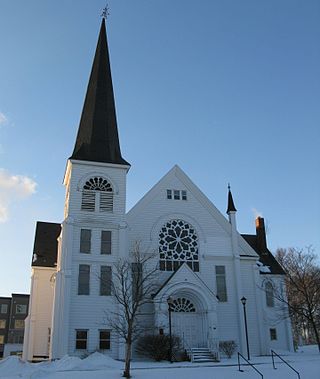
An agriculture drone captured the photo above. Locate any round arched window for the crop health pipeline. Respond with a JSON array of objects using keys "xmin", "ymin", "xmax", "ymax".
[
  {"xmin": 159, "ymin": 219, "xmax": 199, "ymax": 272},
  {"xmin": 170, "ymin": 298, "xmax": 196, "ymax": 312}
]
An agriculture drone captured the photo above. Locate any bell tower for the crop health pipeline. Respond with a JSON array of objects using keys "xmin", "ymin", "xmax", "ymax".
[{"xmin": 51, "ymin": 18, "xmax": 130, "ymax": 359}]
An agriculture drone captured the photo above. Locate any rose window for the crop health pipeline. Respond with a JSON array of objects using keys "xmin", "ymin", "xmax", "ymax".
[
  {"xmin": 170, "ymin": 298, "xmax": 196, "ymax": 312},
  {"xmin": 159, "ymin": 219, "xmax": 199, "ymax": 272}
]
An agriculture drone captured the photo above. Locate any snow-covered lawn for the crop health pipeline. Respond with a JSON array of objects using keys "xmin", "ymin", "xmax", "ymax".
[{"xmin": 0, "ymin": 345, "xmax": 319, "ymax": 379}]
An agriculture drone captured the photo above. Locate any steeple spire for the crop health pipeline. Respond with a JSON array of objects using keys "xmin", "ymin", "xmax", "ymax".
[
  {"xmin": 70, "ymin": 19, "xmax": 130, "ymax": 166},
  {"xmin": 226, "ymin": 184, "xmax": 237, "ymax": 213}
]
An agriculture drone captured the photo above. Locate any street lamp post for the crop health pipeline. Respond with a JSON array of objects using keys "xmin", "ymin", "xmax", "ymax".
[
  {"xmin": 167, "ymin": 296, "xmax": 174, "ymax": 363},
  {"xmin": 241, "ymin": 296, "xmax": 250, "ymax": 360}
]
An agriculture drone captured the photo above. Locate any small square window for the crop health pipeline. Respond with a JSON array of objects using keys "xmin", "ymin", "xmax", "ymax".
[
  {"xmin": 16, "ymin": 304, "xmax": 27, "ymax": 314},
  {"xmin": 167, "ymin": 190, "xmax": 172, "ymax": 199},
  {"xmin": 181, "ymin": 190, "xmax": 187, "ymax": 200},
  {"xmin": 0, "ymin": 304, "xmax": 8, "ymax": 314},
  {"xmin": 270, "ymin": 328, "xmax": 277, "ymax": 340},
  {"xmin": 0, "ymin": 320, "xmax": 6, "ymax": 329},
  {"xmin": 173, "ymin": 190, "xmax": 180, "ymax": 200},
  {"xmin": 99, "ymin": 330, "xmax": 111, "ymax": 350},
  {"xmin": 76, "ymin": 330, "xmax": 88, "ymax": 349},
  {"xmin": 14, "ymin": 320, "xmax": 24, "ymax": 329}
]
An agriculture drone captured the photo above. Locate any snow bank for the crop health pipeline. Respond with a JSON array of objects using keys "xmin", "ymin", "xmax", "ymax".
[
  {"xmin": 47, "ymin": 355, "xmax": 83, "ymax": 371},
  {"xmin": 76, "ymin": 352, "xmax": 122, "ymax": 370},
  {"xmin": 0, "ymin": 352, "xmax": 122, "ymax": 378},
  {"xmin": 0, "ymin": 355, "xmax": 34, "ymax": 377}
]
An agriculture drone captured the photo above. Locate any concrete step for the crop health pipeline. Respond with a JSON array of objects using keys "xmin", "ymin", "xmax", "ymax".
[{"xmin": 189, "ymin": 347, "xmax": 219, "ymax": 363}]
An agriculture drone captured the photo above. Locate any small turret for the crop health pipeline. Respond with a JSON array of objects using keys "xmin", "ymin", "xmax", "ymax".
[{"xmin": 226, "ymin": 184, "xmax": 237, "ymax": 214}]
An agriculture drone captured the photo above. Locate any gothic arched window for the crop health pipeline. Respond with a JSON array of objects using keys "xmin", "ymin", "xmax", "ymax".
[
  {"xmin": 81, "ymin": 177, "xmax": 113, "ymax": 212},
  {"xmin": 159, "ymin": 219, "xmax": 199, "ymax": 272},
  {"xmin": 265, "ymin": 282, "xmax": 275, "ymax": 307}
]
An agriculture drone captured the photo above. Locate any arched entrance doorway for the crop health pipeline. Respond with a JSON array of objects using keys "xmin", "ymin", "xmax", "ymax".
[{"xmin": 171, "ymin": 296, "xmax": 206, "ymax": 349}]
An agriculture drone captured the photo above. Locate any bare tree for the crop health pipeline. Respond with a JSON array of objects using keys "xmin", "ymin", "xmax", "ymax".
[
  {"xmin": 275, "ymin": 246, "xmax": 320, "ymax": 352},
  {"xmin": 105, "ymin": 243, "xmax": 159, "ymax": 378}
]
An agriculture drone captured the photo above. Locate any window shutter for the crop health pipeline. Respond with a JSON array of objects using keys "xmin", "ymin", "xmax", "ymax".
[
  {"xmin": 99, "ymin": 192, "xmax": 113, "ymax": 212},
  {"xmin": 81, "ymin": 191, "xmax": 95, "ymax": 211}
]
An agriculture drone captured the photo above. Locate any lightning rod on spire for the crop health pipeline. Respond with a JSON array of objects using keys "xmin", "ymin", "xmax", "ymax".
[{"xmin": 101, "ymin": 4, "xmax": 110, "ymax": 19}]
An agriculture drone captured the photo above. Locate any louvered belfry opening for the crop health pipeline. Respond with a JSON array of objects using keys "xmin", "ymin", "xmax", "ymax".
[{"xmin": 81, "ymin": 176, "xmax": 113, "ymax": 212}]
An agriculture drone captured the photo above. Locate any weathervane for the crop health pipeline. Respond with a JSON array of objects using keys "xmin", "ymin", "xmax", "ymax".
[
  {"xmin": 101, "ymin": 4, "xmax": 110, "ymax": 19},
  {"xmin": 228, "ymin": 183, "xmax": 231, "ymax": 191}
]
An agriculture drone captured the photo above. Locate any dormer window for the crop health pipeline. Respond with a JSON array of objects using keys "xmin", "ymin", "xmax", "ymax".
[
  {"xmin": 166, "ymin": 189, "xmax": 187, "ymax": 201},
  {"xmin": 81, "ymin": 177, "xmax": 113, "ymax": 212}
]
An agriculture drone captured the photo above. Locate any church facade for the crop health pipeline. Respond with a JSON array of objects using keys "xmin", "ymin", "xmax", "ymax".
[{"xmin": 23, "ymin": 20, "xmax": 293, "ymax": 362}]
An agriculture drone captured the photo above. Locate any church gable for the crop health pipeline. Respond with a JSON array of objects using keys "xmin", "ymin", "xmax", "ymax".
[
  {"xmin": 127, "ymin": 165, "xmax": 233, "ymax": 242},
  {"xmin": 153, "ymin": 263, "xmax": 218, "ymax": 307}
]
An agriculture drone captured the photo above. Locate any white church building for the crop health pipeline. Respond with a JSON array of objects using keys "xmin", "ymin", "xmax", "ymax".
[{"xmin": 23, "ymin": 19, "xmax": 293, "ymax": 362}]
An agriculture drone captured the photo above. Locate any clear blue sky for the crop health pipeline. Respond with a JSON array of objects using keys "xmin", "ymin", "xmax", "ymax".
[{"xmin": 0, "ymin": 1, "xmax": 319, "ymax": 296}]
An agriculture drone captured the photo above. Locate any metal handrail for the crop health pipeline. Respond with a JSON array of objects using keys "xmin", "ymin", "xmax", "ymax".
[
  {"xmin": 237, "ymin": 352, "xmax": 263, "ymax": 379},
  {"xmin": 271, "ymin": 350, "xmax": 300, "ymax": 379}
]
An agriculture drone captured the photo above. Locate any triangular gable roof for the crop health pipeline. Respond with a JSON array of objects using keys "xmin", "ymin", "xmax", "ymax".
[
  {"xmin": 127, "ymin": 165, "xmax": 258, "ymax": 258},
  {"xmin": 153, "ymin": 263, "xmax": 218, "ymax": 301}
]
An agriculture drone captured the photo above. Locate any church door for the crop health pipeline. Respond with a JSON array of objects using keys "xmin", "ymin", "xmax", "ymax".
[{"xmin": 171, "ymin": 297, "xmax": 205, "ymax": 349}]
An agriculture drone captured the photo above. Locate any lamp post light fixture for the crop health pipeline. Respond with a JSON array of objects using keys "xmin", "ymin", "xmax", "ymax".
[
  {"xmin": 167, "ymin": 296, "xmax": 174, "ymax": 363},
  {"xmin": 241, "ymin": 296, "xmax": 250, "ymax": 360}
]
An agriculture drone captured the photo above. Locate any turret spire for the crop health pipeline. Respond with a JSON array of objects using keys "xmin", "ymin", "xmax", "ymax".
[
  {"xmin": 70, "ymin": 18, "xmax": 130, "ymax": 166},
  {"xmin": 226, "ymin": 184, "xmax": 237, "ymax": 213}
]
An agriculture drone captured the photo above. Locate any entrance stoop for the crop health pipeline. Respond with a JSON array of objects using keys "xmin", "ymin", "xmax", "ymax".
[{"xmin": 188, "ymin": 347, "xmax": 219, "ymax": 363}]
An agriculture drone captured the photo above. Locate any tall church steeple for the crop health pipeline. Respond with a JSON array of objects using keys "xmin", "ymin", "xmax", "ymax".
[{"xmin": 70, "ymin": 19, "xmax": 130, "ymax": 166}]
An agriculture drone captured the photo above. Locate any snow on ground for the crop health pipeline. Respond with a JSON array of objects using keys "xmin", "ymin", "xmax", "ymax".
[{"xmin": 0, "ymin": 346, "xmax": 319, "ymax": 379}]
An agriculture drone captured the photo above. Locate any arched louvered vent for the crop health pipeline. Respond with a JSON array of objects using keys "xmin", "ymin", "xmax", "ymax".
[{"xmin": 81, "ymin": 177, "xmax": 113, "ymax": 212}]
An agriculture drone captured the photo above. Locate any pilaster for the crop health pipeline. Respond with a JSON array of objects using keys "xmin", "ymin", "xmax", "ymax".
[{"xmin": 50, "ymin": 217, "xmax": 74, "ymax": 359}]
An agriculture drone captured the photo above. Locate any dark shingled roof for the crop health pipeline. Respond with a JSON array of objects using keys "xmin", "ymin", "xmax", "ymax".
[
  {"xmin": 226, "ymin": 189, "xmax": 237, "ymax": 213},
  {"xmin": 241, "ymin": 234, "xmax": 285, "ymax": 275},
  {"xmin": 32, "ymin": 222, "xmax": 61, "ymax": 267},
  {"xmin": 70, "ymin": 19, "xmax": 130, "ymax": 166}
]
